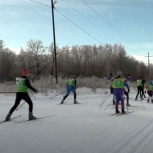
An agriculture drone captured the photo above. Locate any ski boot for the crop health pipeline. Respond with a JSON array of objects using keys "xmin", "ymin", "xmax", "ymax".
[
  {"xmin": 147, "ymin": 99, "xmax": 149, "ymax": 103},
  {"xmin": 151, "ymin": 100, "xmax": 153, "ymax": 103},
  {"xmin": 116, "ymin": 108, "xmax": 120, "ymax": 114},
  {"xmin": 5, "ymin": 113, "xmax": 11, "ymax": 121},
  {"xmin": 74, "ymin": 100, "xmax": 79, "ymax": 104},
  {"xmin": 60, "ymin": 100, "xmax": 64, "ymax": 104},
  {"xmin": 122, "ymin": 108, "xmax": 126, "ymax": 114},
  {"xmin": 29, "ymin": 113, "xmax": 37, "ymax": 120}
]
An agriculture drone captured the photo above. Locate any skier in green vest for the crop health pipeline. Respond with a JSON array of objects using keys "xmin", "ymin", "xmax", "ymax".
[
  {"xmin": 108, "ymin": 74, "xmax": 115, "ymax": 105},
  {"xmin": 5, "ymin": 69, "xmax": 38, "ymax": 121},
  {"xmin": 61, "ymin": 75, "xmax": 78, "ymax": 104},
  {"xmin": 146, "ymin": 81, "xmax": 153, "ymax": 103},
  {"xmin": 135, "ymin": 76, "xmax": 143, "ymax": 100}
]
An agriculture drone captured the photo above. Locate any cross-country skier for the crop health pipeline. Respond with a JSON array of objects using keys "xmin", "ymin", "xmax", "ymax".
[
  {"xmin": 124, "ymin": 82, "xmax": 131, "ymax": 106},
  {"xmin": 135, "ymin": 76, "xmax": 143, "ymax": 101},
  {"xmin": 61, "ymin": 75, "xmax": 78, "ymax": 104},
  {"xmin": 146, "ymin": 81, "xmax": 153, "ymax": 103},
  {"xmin": 5, "ymin": 69, "xmax": 38, "ymax": 121},
  {"xmin": 110, "ymin": 71, "xmax": 129, "ymax": 114},
  {"xmin": 141, "ymin": 79, "xmax": 147, "ymax": 98},
  {"xmin": 108, "ymin": 74, "xmax": 115, "ymax": 105}
]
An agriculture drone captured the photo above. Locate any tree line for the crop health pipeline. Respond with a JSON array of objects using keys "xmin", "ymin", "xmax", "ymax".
[{"xmin": 0, "ymin": 39, "xmax": 152, "ymax": 82}]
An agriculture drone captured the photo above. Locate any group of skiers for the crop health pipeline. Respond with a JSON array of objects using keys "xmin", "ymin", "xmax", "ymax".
[
  {"xmin": 5, "ymin": 69, "xmax": 78, "ymax": 121},
  {"xmin": 108, "ymin": 71, "xmax": 132, "ymax": 114},
  {"xmin": 4, "ymin": 68, "xmax": 153, "ymax": 121},
  {"xmin": 135, "ymin": 76, "xmax": 153, "ymax": 103},
  {"xmin": 109, "ymin": 71, "xmax": 153, "ymax": 114}
]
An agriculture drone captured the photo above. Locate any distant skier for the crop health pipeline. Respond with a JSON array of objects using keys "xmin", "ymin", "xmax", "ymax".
[
  {"xmin": 146, "ymin": 81, "xmax": 153, "ymax": 103},
  {"xmin": 124, "ymin": 82, "xmax": 131, "ymax": 106},
  {"xmin": 5, "ymin": 69, "xmax": 38, "ymax": 121},
  {"xmin": 108, "ymin": 74, "xmax": 115, "ymax": 105},
  {"xmin": 126, "ymin": 74, "xmax": 132, "ymax": 82},
  {"xmin": 110, "ymin": 71, "xmax": 129, "ymax": 114},
  {"xmin": 135, "ymin": 76, "xmax": 143, "ymax": 101},
  {"xmin": 61, "ymin": 75, "xmax": 78, "ymax": 104},
  {"xmin": 141, "ymin": 79, "xmax": 147, "ymax": 98}
]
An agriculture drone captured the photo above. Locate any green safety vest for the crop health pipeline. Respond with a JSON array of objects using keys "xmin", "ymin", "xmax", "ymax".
[
  {"xmin": 113, "ymin": 77, "xmax": 124, "ymax": 88},
  {"xmin": 111, "ymin": 81, "xmax": 115, "ymax": 88},
  {"xmin": 68, "ymin": 79, "xmax": 76, "ymax": 87},
  {"xmin": 137, "ymin": 80, "xmax": 143, "ymax": 87},
  {"xmin": 147, "ymin": 85, "xmax": 153, "ymax": 91},
  {"xmin": 17, "ymin": 78, "xmax": 28, "ymax": 92}
]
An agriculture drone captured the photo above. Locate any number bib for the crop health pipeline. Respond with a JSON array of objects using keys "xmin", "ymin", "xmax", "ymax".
[
  {"xmin": 114, "ymin": 78, "xmax": 124, "ymax": 88},
  {"xmin": 17, "ymin": 78, "xmax": 28, "ymax": 92}
]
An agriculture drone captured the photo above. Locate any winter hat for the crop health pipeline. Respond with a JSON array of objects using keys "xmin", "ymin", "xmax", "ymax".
[
  {"xmin": 117, "ymin": 71, "xmax": 122, "ymax": 76},
  {"xmin": 22, "ymin": 69, "xmax": 30, "ymax": 76}
]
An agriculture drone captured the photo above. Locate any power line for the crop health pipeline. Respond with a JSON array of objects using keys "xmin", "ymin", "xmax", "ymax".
[
  {"xmin": 55, "ymin": 8, "xmax": 103, "ymax": 44},
  {"xmin": 29, "ymin": 0, "xmax": 104, "ymax": 45},
  {"xmin": 61, "ymin": 0, "xmax": 141, "ymax": 55},
  {"xmin": 61, "ymin": 0, "xmax": 118, "ymax": 43},
  {"xmin": 30, "ymin": 0, "xmax": 50, "ymax": 7},
  {"xmin": 81, "ymin": 0, "xmax": 143, "ymax": 53},
  {"xmin": 81, "ymin": 0, "xmax": 135, "ymax": 44}
]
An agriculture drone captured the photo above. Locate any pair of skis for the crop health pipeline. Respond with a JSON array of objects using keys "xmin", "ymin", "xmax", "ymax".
[
  {"xmin": 14, "ymin": 115, "xmax": 54, "ymax": 124},
  {"xmin": 58, "ymin": 102, "xmax": 88, "ymax": 105},
  {"xmin": 110, "ymin": 111, "xmax": 134, "ymax": 116},
  {"xmin": 0, "ymin": 115, "xmax": 54, "ymax": 124},
  {"xmin": 111, "ymin": 105, "xmax": 141, "ymax": 109}
]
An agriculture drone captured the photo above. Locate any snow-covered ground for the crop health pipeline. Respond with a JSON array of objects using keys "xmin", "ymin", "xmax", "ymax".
[{"xmin": 0, "ymin": 88, "xmax": 153, "ymax": 153}]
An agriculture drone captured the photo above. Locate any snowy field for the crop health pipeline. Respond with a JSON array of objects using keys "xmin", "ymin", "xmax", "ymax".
[{"xmin": 0, "ymin": 87, "xmax": 153, "ymax": 153}]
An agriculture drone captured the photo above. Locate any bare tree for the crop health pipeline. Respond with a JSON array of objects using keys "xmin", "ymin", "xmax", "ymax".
[
  {"xmin": 0, "ymin": 39, "xmax": 151, "ymax": 81},
  {"xmin": 25, "ymin": 39, "xmax": 46, "ymax": 76}
]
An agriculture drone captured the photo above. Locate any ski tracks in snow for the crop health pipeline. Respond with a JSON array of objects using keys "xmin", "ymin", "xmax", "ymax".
[{"xmin": 103, "ymin": 117, "xmax": 153, "ymax": 153}]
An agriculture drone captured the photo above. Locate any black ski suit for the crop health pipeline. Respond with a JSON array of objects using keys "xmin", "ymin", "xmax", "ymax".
[
  {"xmin": 135, "ymin": 79, "xmax": 143, "ymax": 100},
  {"xmin": 124, "ymin": 82, "xmax": 130, "ymax": 105},
  {"xmin": 8, "ymin": 76, "xmax": 37, "ymax": 115},
  {"xmin": 141, "ymin": 79, "xmax": 146, "ymax": 98}
]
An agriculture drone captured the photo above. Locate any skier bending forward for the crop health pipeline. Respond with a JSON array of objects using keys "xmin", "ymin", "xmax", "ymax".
[
  {"xmin": 110, "ymin": 71, "xmax": 129, "ymax": 114},
  {"xmin": 61, "ymin": 75, "xmax": 79, "ymax": 104}
]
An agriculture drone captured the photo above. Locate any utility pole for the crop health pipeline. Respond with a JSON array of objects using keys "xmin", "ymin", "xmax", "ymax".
[
  {"xmin": 145, "ymin": 52, "xmax": 152, "ymax": 81},
  {"xmin": 51, "ymin": 0, "xmax": 58, "ymax": 84}
]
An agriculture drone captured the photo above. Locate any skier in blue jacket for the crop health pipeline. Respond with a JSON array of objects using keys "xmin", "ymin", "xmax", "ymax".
[
  {"xmin": 60, "ymin": 75, "xmax": 79, "ymax": 104},
  {"xmin": 124, "ymin": 82, "xmax": 131, "ymax": 106}
]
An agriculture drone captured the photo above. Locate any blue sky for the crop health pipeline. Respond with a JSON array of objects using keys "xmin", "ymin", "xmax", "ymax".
[{"xmin": 0, "ymin": 0, "xmax": 153, "ymax": 63}]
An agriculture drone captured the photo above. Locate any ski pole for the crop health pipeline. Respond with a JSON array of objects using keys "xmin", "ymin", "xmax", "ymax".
[
  {"xmin": 0, "ymin": 92, "xmax": 16, "ymax": 93},
  {"xmin": 50, "ymin": 91, "xmax": 66, "ymax": 99},
  {"xmin": 99, "ymin": 94, "xmax": 111, "ymax": 107},
  {"xmin": 140, "ymin": 99, "xmax": 145, "ymax": 110},
  {"xmin": 103, "ymin": 100, "xmax": 113, "ymax": 110}
]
